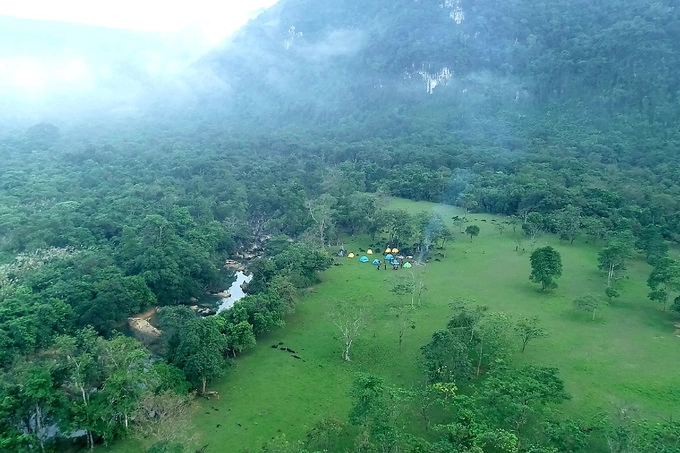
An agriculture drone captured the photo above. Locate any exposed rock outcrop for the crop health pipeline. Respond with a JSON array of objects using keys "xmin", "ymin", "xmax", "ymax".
[{"xmin": 128, "ymin": 317, "xmax": 161, "ymax": 342}]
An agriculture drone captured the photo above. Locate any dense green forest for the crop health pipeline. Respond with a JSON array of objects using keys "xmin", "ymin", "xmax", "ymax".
[{"xmin": 1, "ymin": 0, "xmax": 680, "ymax": 451}]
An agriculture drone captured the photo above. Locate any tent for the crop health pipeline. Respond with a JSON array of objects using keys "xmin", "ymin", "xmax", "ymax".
[
  {"xmin": 392, "ymin": 248, "xmax": 399, "ymax": 254},
  {"xmin": 385, "ymin": 248, "xmax": 392, "ymax": 254},
  {"xmin": 391, "ymin": 259, "xmax": 400, "ymax": 265},
  {"xmin": 403, "ymin": 262, "xmax": 412, "ymax": 269},
  {"xmin": 347, "ymin": 253, "xmax": 355, "ymax": 258},
  {"xmin": 385, "ymin": 253, "xmax": 394, "ymax": 260},
  {"xmin": 366, "ymin": 249, "xmax": 373, "ymax": 255},
  {"xmin": 360, "ymin": 256, "xmax": 369, "ymax": 263},
  {"xmin": 372, "ymin": 259, "xmax": 380, "ymax": 265}
]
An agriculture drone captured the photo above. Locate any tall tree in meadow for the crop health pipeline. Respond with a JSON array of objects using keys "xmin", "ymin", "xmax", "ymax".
[
  {"xmin": 597, "ymin": 232, "xmax": 634, "ymax": 288},
  {"xmin": 514, "ymin": 316, "xmax": 548, "ymax": 352},
  {"xmin": 465, "ymin": 225, "xmax": 480, "ymax": 241},
  {"xmin": 647, "ymin": 257, "xmax": 680, "ymax": 312},
  {"xmin": 573, "ymin": 294, "xmax": 606, "ymax": 321},
  {"xmin": 529, "ymin": 246, "xmax": 563, "ymax": 291}
]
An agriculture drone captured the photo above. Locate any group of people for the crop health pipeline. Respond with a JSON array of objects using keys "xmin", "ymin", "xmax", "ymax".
[{"xmin": 375, "ymin": 248, "xmax": 412, "ymax": 270}]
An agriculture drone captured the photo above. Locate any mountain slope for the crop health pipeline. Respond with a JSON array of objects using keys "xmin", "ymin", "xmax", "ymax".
[{"xmin": 205, "ymin": 0, "xmax": 680, "ymax": 131}]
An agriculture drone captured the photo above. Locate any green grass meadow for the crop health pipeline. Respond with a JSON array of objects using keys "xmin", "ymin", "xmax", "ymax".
[{"xmin": 107, "ymin": 198, "xmax": 680, "ymax": 452}]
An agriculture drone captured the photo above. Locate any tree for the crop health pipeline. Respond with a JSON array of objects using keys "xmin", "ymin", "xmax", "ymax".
[
  {"xmin": 635, "ymin": 225, "xmax": 668, "ymax": 264},
  {"xmin": 305, "ymin": 417, "xmax": 345, "ymax": 452},
  {"xmin": 421, "ymin": 302, "xmax": 510, "ymax": 382},
  {"xmin": 573, "ymin": 294, "xmax": 605, "ymax": 320},
  {"xmin": 514, "ymin": 316, "xmax": 548, "ymax": 352},
  {"xmin": 163, "ymin": 313, "xmax": 228, "ymax": 394},
  {"xmin": 597, "ymin": 232, "xmax": 634, "ymax": 288},
  {"xmin": 552, "ymin": 205, "xmax": 581, "ymax": 245},
  {"xmin": 134, "ymin": 391, "xmax": 195, "ymax": 450},
  {"xmin": 55, "ymin": 327, "xmax": 103, "ymax": 450},
  {"xmin": 217, "ymin": 305, "xmax": 256, "ymax": 357},
  {"xmin": 347, "ymin": 373, "xmax": 417, "ymax": 453},
  {"xmin": 465, "ymin": 224, "xmax": 480, "ymax": 241},
  {"xmin": 529, "ymin": 246, "xmax": 563, "ymax": 291},
  {"xmin": 392, "ymin": 305, "xmax": 415, "ymax": 349},
  {"xmin": 305, "ymin": 194, "xmax": 337, "ymax": 247},
  {"xmin": 2, "ymin": 359, "xmax": 63, "ymax": 452},
  {"xmin": 522, "ymin": 212, "xmax": 545, "ymax": 244},
  {"xmin": 605, "ymin": 286, "xmax": 620, "ymax": 302},
  {"xmin": 330, "ymin": 300, "xmax": 366, "ymax": 361},
  {"xmin": 476, "ymin": 365, "xmax": 570, "ymax": 438},
  {"xmin": 647, "ymin": 257, "xmax": 680, "ymax": 311},
  {"xmin": 473, "ymin": 312, "xmax": 512, "ymax": 376}
]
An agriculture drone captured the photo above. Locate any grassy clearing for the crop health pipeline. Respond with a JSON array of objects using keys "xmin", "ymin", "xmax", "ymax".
[{"xmin": 105, "ymin": 198, "xmax": 680, "ymax": 453}]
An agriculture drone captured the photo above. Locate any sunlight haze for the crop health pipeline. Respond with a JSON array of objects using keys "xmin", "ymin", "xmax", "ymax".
[{"xmin": 0, "ymin": 0, "xmax": 279, "ymax": 43}]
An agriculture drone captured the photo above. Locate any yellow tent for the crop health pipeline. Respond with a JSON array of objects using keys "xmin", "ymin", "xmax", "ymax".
[
  {"xmin": 385, "ymin": 248, "xmax": 392, "ymax": 254},
  {"xmin": 392, "ymin": 248, "xmax": 399, "ymax": 254},
  {"xmin": 347, "ymin": 253, "xmax": 355, "ymax": 258},
  {"xmin": 367, "ymin": 249, "xmax": 373, "ymax": 255}
]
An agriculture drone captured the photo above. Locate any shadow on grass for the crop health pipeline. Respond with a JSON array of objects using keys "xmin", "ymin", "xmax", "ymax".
[{"xmin": 561, "ymin": 309, "xmax": 608, "ymax": 325}]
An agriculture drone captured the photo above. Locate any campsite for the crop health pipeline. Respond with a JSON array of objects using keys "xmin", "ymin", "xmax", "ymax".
[{"xmin": 103, "ymin": 198, "xmax": 680, "ymax": 452}]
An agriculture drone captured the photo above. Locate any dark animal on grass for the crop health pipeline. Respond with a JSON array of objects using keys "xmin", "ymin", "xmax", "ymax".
[
  {"xmin": 435, "ymin": 258, "xmax": 441, "ymax": 261},
  {"xmin": 271, "ymin": 344, "xmax": 278, "ymax": 348},
  {"xmin": 286, "ymin": 348, "xmax": 296, "ymax": 353},
  {"xmin": 292, "ymin": 355, "xmax": 302, "ymax": 359},
  {"xmin": 278, "ymin": 342, "xmax": 284, "ymax": 345},
  {"xmin": 216, "ymin": 424, "xmax": 221, "ymax": 428},
  {"xmin": 196, "ymin": 445, "xmax": 209, "ymax": 453}
]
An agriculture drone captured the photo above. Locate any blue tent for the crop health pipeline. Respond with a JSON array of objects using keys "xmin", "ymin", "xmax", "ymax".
[
  {"xmin": 372, "ymin": 259, "xmax": 380, "ymax": 265},
  {"xmin": 391, "ymin": 259, "xmax": 400, "ymax": 265},
  {"xmin": 359, "ymin": 255, "xmax": 369, "ymax": 263},
  {"xmin": 385, "ymin": 253, "xmax": 394, "ymax": 260}
]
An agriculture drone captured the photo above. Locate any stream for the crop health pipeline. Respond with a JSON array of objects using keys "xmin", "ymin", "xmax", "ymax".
[{"xmin": 217, "ymin": 271, "xmax": 253, "ymax": 313}]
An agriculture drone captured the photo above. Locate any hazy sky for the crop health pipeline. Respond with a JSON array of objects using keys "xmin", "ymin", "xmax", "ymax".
[
  {"xmin": 0, "ymin": 0, "xmax": 279, "ymax": 44},
  {"xmin": 0, "ymin": 1, "xmax": 281, "ymax": 118}
]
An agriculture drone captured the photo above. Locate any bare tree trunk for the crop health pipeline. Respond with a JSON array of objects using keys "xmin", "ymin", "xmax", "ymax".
[
  {"xmin": 343, "ymin": 338, "xmax": 352, "ymax": 361},
  {"xmin": 36, "ymin": 404, "xmax": 44, "ymax": 452},
  {"xmin": 333, "ymin": 306, "xmax": 365, "ymax": 362},
  {"xmin": 202, "ymin": 377, "xmax": 207, "ymax": 395},
  {"xmin": 476, "ymin": 340, "xmax": 484, "ymax": 377}
]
